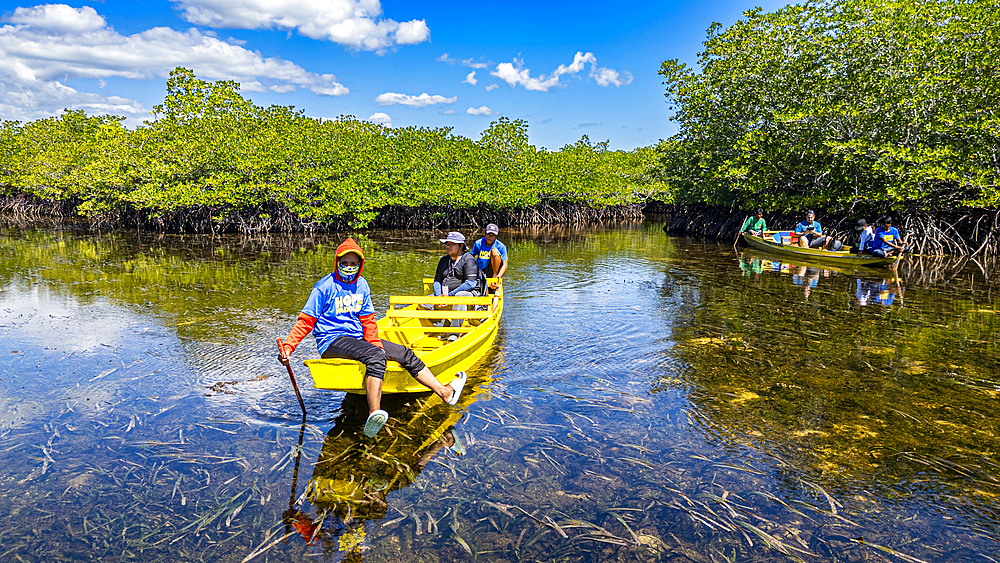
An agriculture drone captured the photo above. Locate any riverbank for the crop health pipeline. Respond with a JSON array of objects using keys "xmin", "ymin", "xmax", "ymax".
[{"xmin": 0, "ymin": 193, "xmax": 646, "ymax": 233}]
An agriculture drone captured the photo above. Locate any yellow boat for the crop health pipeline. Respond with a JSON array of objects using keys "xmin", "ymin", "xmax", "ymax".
[{"xmin": 304, "ymin": 278, "xmax": 503, "ymax": 393}]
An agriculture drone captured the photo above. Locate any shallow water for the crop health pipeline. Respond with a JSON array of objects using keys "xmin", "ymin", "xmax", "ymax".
[{"xmin": 2, "ymin": 224, "xmax": 1000, "ymax": 562}]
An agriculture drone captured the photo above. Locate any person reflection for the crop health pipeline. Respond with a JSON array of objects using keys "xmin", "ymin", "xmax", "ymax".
[
  {"xmin": 792, "ymin": 265, "xmax": 821, "ymax": 299},
  {"xmin": 855, "ymin": 279, "xmax": 877, "ymax": 306},
  {"xmin": 854, "ymin": 277, "xmax": 904, "ymax": 307},
  {"xmin": 738, "ymin": 256, "xmax": 765, "ymax": 280},
  {"xmin": 285, "ymin": 392, "xmax": 469, "ymax": 556}
]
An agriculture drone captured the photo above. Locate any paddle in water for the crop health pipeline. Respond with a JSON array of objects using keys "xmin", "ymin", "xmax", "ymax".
[{"xmin": 277, "ymin": 337, "xmax": 307, "ymax": 418}]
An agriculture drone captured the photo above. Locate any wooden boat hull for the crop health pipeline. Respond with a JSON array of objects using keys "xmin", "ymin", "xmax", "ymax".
[
  {"xmin": 304, "ymin": 278, "xmax": 503, "ymax": 393},
  {"xmin": 741, "ymin": 233, "xmax": 899, "ymax": 267}
]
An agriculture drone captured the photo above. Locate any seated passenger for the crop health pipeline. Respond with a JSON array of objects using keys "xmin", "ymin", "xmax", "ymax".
[
  {"xmin": 434, "ymin": 232, "xmax": 480, "ymax": 340},
  {"xmin": 739, "ymin": 209, "xmax": 768, "ymax": 237},
  {"xmin": 872, "ymin": 217, "xmax": 908, "ymax": 258},
  {"xmin": 796, "ymin": 210, "xmax": 831, "ymax": 249},
  {"xmin": 855, "ymin": 219, "xmax": 874, "ymax": 255},
  {"xmin": 469, "ymin": 223, "xmax": 508, "ymax": 292},
  {"xmin": 279, "ymin": 238, "xmax": 466, "ymax": 438}
]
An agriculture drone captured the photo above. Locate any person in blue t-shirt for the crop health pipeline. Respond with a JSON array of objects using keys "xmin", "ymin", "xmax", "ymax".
[
  {"xmin": 795, "ymin": 210, "xmax": 832, "ymax": 249},
  {"xmin": 469, "ymin": 223, "xmax": 508, "ymax": 292},
  {"xmin": 279, "ymin": 238, "xmax": 467, "ymax": 437},
  {"xmin": 871, "ymin": 216, "xmax": 908, "ymax": 258}
]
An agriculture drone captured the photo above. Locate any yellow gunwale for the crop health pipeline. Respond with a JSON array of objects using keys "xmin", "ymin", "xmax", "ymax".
[{"xmin": 304, "ymin": 278, "xmax": 503, "ymax": 393}]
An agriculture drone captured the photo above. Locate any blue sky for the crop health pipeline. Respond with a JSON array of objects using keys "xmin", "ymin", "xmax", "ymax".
[{"xmin": 1, "ymin": 0, "xmax": 788, "ymax": 150}]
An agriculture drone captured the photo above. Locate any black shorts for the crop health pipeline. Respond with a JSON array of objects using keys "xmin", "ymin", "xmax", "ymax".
[{"xmin": 321, "ymin": 336, "xmax": 426, "ymax": 380}]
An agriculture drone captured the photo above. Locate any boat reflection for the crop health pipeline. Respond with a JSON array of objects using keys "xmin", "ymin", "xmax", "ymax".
[
  {"xmin": 740, "ymin": 254, "xmax": 906, "ymax": 307},
  {"xmin": 281, "ymin": 370, "xmax": 488, "ymax": 558},
  {"xmin": 739, "ymin": 254, "xmax": 833, "ymax": 299}
]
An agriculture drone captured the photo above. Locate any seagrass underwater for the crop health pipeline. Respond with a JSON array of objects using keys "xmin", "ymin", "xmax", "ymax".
[{"xmin": 2, "ymin": 224, "xmax": 1000, "ymax": 562}]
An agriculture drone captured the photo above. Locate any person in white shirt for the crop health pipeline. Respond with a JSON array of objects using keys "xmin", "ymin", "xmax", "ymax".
[{"xmin": 855, "ymin": 219, "xmax": 874, "ymax": 255}]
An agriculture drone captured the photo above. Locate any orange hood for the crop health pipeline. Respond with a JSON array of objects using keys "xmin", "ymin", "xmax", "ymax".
[{"xmin": 334, "ymin": 238, "xmax": 365, "ymax": 283}]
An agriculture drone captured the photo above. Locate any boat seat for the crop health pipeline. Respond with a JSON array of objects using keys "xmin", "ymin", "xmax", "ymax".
[
  {"xmin": 386, "ymin": 309, "xmax": 491, "ymax": 321},
  {"xmin": 771, "ymin": 231, "xmax": 798, "ymax": 245}
]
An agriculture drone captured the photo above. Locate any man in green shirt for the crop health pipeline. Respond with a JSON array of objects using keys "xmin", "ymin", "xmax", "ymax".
[{"xmin": 739, "ymin": 209, "xmax": 767, "ymax": 237}]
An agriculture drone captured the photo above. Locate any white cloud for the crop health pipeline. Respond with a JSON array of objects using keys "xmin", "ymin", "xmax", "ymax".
[
  {"xmin": 439, "ymin": 53, "xmax": 489, "ymax": 69},
  {"xmin": 462, "ymin": 58, "xmax": 489, "ymax": 69},
  {"xmin": 485, "ymin": 84, "xmax": 498, "ymax": 91},
  {"xmin": 490, "ymin": 51, "xmax": 630, "ymax": 91},
  {"xmin": 0, "ymin": 77, "xmax": 147, "ymax": 122},
  {"xmin": 467, "ymin": 106, "xmax": 497, "ymax": 116},
  {"xmin": 8, "ymin": 3, "xmax": 104, "ymax": 31},
  {"xmin": 0, "ymin": 4, "xmax": 348, "ymax": 122},
  {"xmin": 375, "ymin": 92, "xmax": 457, "ymax": 108},
  {"xmin": 171, "ymin": 0, "xmax": 429, "ymax": 51},
  {"xmin": 367, "ymin": 112, "xmax": 391, "ymax": 126},
  {"xmin": 590, "ymin": 66, "xmax": 633, "ymax": 87},
  {"xmin": 442, "ymin": 109, "xmax": 455, "ymax": 115},
  {"xmin": 270, "ymin": 84, "xmax": 295, "ymax": 93},
  {"xmin": 463, "ymin": 71, "xmax": 477, "ymax": 86},
  {"xmin": 394, "ymin": 20, "xmax": 429, "ymax": 45}
]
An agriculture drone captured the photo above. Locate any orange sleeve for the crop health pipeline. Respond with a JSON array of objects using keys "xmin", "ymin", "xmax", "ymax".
[
  {"xmin": 281, "ymin": 313, "xmax": 317, "ymax": 356},
  {"xmin": 359, "ymin": 313, "xmax": 384, "ymax": 349}
]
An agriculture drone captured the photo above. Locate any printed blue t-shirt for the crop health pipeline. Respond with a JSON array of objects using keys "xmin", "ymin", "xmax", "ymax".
[
  {"xmin": 301, "ymin": 273, "xmax": 375, "ymax": 354},
  {"xmin": 872, "ymin": 226, "xmax": 901, "ymax": 251},
  {"xmin": 469, "ymin": 238, "xmax": 508, "ymax": 275},
  {"xmin": 795, "ymin": 220, "xmax": 822, "ymax": 235}
]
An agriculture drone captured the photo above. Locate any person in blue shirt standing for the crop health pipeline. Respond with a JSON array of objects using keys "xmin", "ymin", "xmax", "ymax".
[
  {"xmin": 872, "ymin": 217, "xmax": 908, "ymax": 258},
  {"xmin": 795, "ymin": 210, "xmax": 832, "ymax": 249},
  {"xmin": 469, "ymin": 223, "xmax": 508, "ymax": 292}
]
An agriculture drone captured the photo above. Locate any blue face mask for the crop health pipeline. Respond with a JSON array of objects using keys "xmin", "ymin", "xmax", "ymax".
[{"xmin": 338, "ymin": 262, "xmax": 360, "ymax": 280}]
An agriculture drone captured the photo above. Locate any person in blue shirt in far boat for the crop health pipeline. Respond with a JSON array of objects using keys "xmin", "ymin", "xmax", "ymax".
[
  {"xmin": 468, "ymin": 223, "xmax": 508, "ymax": 293},
  {"xmin": 855, "ymin": 219, "xmax": 875, "ymax": 255},
  {"xmin": 871, "ymin": 216, "xmax": 909, "ymax": 258},
  {"xmin": 278, "ymin": 238, "xmax": 467, "ymax": 438},
  {"xmin": 796, "ymin": 209, "xmax": 833, "ymax": 250},
  {"xmin": 739, "ymin": 209, "xmax": 768, "ymax": 237}
]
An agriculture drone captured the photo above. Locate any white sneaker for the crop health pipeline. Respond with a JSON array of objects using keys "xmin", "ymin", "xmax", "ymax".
[{"xmin": 447, "ymin": 334, "xmax": 458, "ymax": 342}]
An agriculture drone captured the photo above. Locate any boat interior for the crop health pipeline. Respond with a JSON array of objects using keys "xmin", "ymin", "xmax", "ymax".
[{"xmin": 377, "ymin": 277, "xmax": 501, "ymax": 351}]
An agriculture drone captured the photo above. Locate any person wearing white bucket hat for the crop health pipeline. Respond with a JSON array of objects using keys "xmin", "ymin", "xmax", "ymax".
[{"xmin": 433, "ymin": 232, "xmax": 480, "ymax": 340}]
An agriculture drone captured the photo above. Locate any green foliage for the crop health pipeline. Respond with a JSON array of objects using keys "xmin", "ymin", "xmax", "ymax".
[
  {"xmin": 659, "ymin": 0, "xmax": 1000, "ymax": 212},
  {"xmin": 0, "ymin": 68, "xmax": 661, "ymax": 230}
]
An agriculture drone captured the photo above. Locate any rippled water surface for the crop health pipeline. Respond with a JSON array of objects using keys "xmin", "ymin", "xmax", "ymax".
[{"xmin": 3, "ymin": 224, "xmax": 1000, "ymax": 562}]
